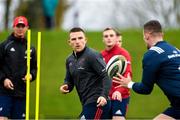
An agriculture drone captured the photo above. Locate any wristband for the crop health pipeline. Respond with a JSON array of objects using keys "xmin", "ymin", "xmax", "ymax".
[{"xmin": 127, "ymin": 81, "xmax": 135, "ymax": 88}]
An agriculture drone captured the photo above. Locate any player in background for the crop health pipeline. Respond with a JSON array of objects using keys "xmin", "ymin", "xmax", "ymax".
[
  {"xmin": 101, "ymin": 28, "xmax": 132, "ymax": 120},
  {"xmin": 116, "ymin": 31, "xmax": 122, "ymax": 47},
  {"xmin": 59, "ymin": 27, "xmax": 111, "ymax": 119},
  {"xmin": 114, "ymin": 20, "xmax": 180, "ymax": 119},
  {"xmin": 0, "ymin": 16, "xmax": 37, "ymax": 119}
]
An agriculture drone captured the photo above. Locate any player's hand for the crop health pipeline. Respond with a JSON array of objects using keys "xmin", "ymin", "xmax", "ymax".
[
  {"xmin": 60, "ymin": 84, "xmax": 69, "ymax": 94},
  {"xmin": 97, "ymin": 96, "xmax": 107, "ymax": 107},
  {"xmin": 4, "ymin": 78, "xmax": 14, "ymax": 90},
  {"xmin": 112, "ymin": 91, "xmax": 122, "ymax": 101},
  {"xmin": 22, "ymin": 74, "xmax": 32, "ymax": 82},
  {"xmin": 113, "ymin": 73, "xmax": 131, "ymax": 88}
]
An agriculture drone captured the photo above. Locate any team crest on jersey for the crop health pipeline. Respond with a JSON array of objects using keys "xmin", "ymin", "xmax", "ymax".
[
  {"xmin": 24, "ymin": 49, "xmax": 33, "ymax": 59},
  {"xmin": 79, "ymin": 58, "xmax": 86, "ymax": 65}
]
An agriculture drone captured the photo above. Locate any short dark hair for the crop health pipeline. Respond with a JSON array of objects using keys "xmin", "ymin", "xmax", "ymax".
[
  {"xmin": 144, "ymin": 20, "xmax": 162, "ymax": 33},
  {"xmin": 103, "ymin": 27, "xmax": 112, "ymax": 32},
  {"xmin": 103, "ymin": 27, "xmax": 121, "ymax": 36},
  {"xmin": 103, "ymin": 27, "xmax": 116, "ymax": 32},
  {"xmin": 115, "ymin": 31, "xmax": 122, "ymax": 37},
  {"xmin": 69, "ymin": 27, "xmax": 85, "ymax": 33}
]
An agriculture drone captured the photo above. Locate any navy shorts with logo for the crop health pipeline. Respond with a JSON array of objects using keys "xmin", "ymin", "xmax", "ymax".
[
  {"xmin": 80, "ymin": 100, "xmax": 111, "ymax": 119},
  {"xmin": 0, "ymin": 96, "xmax": 26, "ymax": 119},
  {"xmin": 111, "ymin": 97, "xmax": 130, "ymax": 117}
]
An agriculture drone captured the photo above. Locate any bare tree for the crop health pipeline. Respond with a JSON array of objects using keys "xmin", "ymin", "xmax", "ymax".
[
  {"xmin": 5, "ymin": 0, "xmax": 11, "ymax": 30},
  {"xmin": 174, "ymin": 0, "xmax": 180, "ymax": 26}
]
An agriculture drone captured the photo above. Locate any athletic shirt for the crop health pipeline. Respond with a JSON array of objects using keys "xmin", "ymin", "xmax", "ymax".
[
  {"xmin": 65, "ymin": 47, "xmax": 111, "ymax": 106},
  {"xmin": 133, "ymin": 41, "xmax": 180, "ymax": 98},
  {"xmin": 101, "ymin": 45, "xmax": 132, "ymax": 99}
]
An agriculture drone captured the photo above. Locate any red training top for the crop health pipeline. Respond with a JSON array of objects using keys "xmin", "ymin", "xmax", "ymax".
[{"xmin": 101, "ymin": 45, "xmax": 132, "ymax": 99}]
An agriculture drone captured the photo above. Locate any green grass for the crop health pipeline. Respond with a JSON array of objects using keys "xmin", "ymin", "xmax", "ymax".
[{"xmin": 0, "ymin": 29, "xmax": 179, "ymax": 119}]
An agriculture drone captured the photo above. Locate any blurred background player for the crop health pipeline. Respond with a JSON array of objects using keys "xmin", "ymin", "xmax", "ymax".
[
  {"xmin": 114, "ymin": 20, "xmax": 180, "ymax": 120},
  {"xmin": 42, "ymin": 0, "xmax": 58, "ymax": 29},
  {"xmin": 115, "ymin": 31, "xmax": 122, "ymax": 47},
  {"xmin": 59, "ymin": 27, "xmax": 111, "ymax": 119},
  {"xmin": 101, "ymin": 27, "xmax": 132, "ymax": 120},
  {"xmin": 0, "ymin": 16, "xmax": 37, "ymax": 119}
]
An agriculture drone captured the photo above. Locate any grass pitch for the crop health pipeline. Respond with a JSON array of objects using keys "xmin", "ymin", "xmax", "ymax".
[{"xmin": 0, "ymin": 29, "xmax": 179, "ymax": 119}]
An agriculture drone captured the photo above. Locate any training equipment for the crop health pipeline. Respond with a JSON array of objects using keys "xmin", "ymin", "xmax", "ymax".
[
  {"xmin": 26, "ymin": 30, "xmax": 41, "ymax": 120},
  {"xmin": 106, "ymin": 55, "xmax": 127, "ymax": 78},
  {"xmin": 26, "ymin": 30, "xmax": 31, "ymax": 120}
]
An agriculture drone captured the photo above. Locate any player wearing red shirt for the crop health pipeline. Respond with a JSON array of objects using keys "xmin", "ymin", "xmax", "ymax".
[{"xmin": 101, "ymin": 28, "xmax": 132, "ymax": 120}]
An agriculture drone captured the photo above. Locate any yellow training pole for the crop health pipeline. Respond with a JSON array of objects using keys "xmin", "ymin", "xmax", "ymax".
[
  {"xmin": 26, "ymin": 29, "xmax": 31, "ymax": 120},
  {"xmin": 35, "ymin": 32, "xmax": 41, "ymax": 120}
]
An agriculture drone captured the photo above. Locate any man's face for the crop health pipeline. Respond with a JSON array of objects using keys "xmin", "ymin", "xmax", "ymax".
[
  {"xmin": 69, "ymin": 31, "xmax": 87, "ymax": 52},
  {"xmin": 13, "ymin": 24, "xmax": 28, "ymax": 38},
  {"xmin": 103, "ymin": 30, "xmax": 117, "ymax": 48},
  {"xmin": 116, "ymin": 35, "xmax": 122, "ymax": 47}
]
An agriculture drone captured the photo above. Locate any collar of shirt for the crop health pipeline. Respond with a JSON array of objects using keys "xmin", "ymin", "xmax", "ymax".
[
  {"xmin": 9, "ymin": 33, "xmax": 26, "ymax": 43},
  {"xmin": 73, "ymin": 46, "xmax": 87, "ymax": 59},
  {"xmin": 106, "ymin": 44, "xmax": 119, "ymax": 53}
]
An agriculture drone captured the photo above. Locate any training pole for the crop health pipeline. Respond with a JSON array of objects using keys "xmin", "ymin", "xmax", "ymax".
[
  {"xmin": 35, "ymin": 32, "xmax": 41, "ymax": 120},
  {"xmin": 26, "ymin": 29, "xmax": 31, "ymax": 120}
]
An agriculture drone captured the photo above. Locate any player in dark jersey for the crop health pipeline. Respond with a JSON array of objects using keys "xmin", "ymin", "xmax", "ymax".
[
  {"xmin": 59, "ymin": 27, "xmax": 111, "ymax": 119},
  {"xmin": 0, "ymin": 16, "xmax": 37, "ymax": 119},
  {"xmin": 114, "ymin": 20, "xmax": 180, "ymax": 119}
]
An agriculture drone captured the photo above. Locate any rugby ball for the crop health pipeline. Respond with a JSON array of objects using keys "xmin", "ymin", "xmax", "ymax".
[{"xmin": 106, "ymin": 55, "xmax": 127, "ymax": 78}]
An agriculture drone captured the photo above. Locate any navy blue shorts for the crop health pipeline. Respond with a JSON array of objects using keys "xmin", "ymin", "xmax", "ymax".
[
  {"xmin": 163, "ymin": 107, "xmax": 180, "ymax": 119},
  {"xmin": 0, "ymin": 96, "xmax": 26, "ymax": 119},
  {"xmin": 80, "ymin": 100, "xmax": 111, "ymax": 119},
  {"xmin": 163, "ymin": 95, "xmax": 180, "ymax": 119},
  {"xmin": 111, "ymin": 97, "xmax": 130, "ymax": 117}
]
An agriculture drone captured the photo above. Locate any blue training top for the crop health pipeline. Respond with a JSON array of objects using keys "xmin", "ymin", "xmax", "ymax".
[{"xmin": 133, "ymin": 41, "xmax": 180, "ymax": 97}]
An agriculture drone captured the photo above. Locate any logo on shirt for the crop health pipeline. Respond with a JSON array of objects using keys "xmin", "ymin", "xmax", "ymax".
[
  {"xmin": 115, "ymin": 110, "xmax": 122, "ymax": 115},
  {"xmin": 178, "ymin": 66, "xmax": 180, "ymax": 71},
  {"xmin": 0, "ymin": 107, "xmax": 3, "ymax": 112},
  {"xmin": 78, "ymin": 66, "xmax": 85, "ymax": 70},
  {"xmin": 80, "ymin": 115, "xmax": 86, "ymax": 120},
  {"xmin": 173, "ymin": 50, "xmax": 178, "ymax": 54},
  {"xmin": 69, "ymin": 62, "xmax": 73, "ymax": 67},
  {"xmin": 22, "ymin": 113, "xmax": 25, "ymax": 118},
  {"xmin": 10, "ymin": 47, "xmax": 15, "ymax": 52}
]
